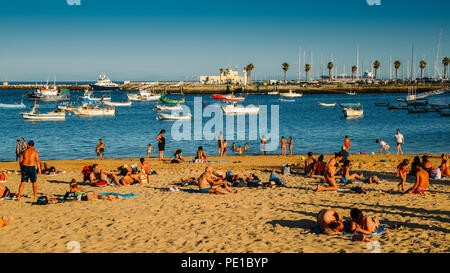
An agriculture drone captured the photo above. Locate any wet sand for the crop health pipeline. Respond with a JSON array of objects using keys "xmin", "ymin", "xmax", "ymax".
[{"xmin": 0, "ymin": 154, "xmax": 448, "ymax": 253}]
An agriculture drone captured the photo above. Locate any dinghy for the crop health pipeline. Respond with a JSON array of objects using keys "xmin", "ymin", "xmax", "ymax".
[
  {"xmin": 158, "ymin": 113, "xmax": 192, "ymax": 120},
  {"xmin": 155, "ymin": 104, "xmax": 183, "ymax": 111},
  {"xmin": 222, "ymin": 103, "xmax": 259, "ymax": 114},
  {"xmin": 103, "ymin": 101, "xmax": 132, "ymax": 107},
  {"xmin": 160, "ymin": 94, "xmax": 185, "ymax": 104},
  {"xmin": 342, "ymin": 105, "xmax": 363, "ymax": 117},
  {"xmin": 280, "ymin": 90, "xmax": 303, "ymax": 97},
  {"xmin": 318, "ymin": 102, "xmax": 336, "ymax": 107}
]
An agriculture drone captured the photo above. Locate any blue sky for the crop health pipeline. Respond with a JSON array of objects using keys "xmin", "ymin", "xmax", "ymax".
[{"xmin": 0, "ymin": 0, "xmax": 449, "ymax": 81}]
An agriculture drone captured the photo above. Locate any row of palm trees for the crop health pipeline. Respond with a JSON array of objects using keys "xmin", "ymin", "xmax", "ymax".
[{"xmin": 222, "ymin": 57, "xmax": 450, "ymax": 83}]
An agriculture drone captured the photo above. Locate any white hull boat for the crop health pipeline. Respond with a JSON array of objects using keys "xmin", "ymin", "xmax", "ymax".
[
  {"xmin": 103, "ymin": 101, "xmax": 132, "ymax": 107},
  {"xmin": 222, "ymin": 104, "xmax": 259, "ymax": 114},
  {"xmin": 342, "ymin": 106, "xmax": 364, "ymax": 117},
  {"xmin": 0, "ymin": 102, "xmax": 26, "ymax": 109},
  {"xmin": 280, "ymin": 90, "xmax": 303, "ymax": 97},
  {"xmin": 158, "ymin": 113, "xmax": 192, "ymax": 120},
  {"xmin": 345, "ymin": 91, "xmax": 357, "ymax": 96},
  {"xmin": 155, "ymin": 104, "xmax": 183, "ymax": 111},
  {"xmin": 73, "ymin": 106, "xmax": 116, "ymax": 117},
  {"xmin": 267, "ymin": 91, "xmax": 279, "ymax": 95},
  {"xmin": 127, "ymin": 89, "xmax": 161, "ymax": 101},
  {"xmin": 318, "ymin": 102, "xmax": 336, "ymax": 107},
  {"xmin": 22, "ymin": 105, "xmax": 66, "ymax": 120}
]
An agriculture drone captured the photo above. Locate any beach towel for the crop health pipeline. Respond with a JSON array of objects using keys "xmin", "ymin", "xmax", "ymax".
[
  {"xmin": 98, "ymin": 192, "xmax": 138, "ymax": 198},
  {"xmin": 42, "ymin": 171, "xmax": 66, "ymax": 176}
]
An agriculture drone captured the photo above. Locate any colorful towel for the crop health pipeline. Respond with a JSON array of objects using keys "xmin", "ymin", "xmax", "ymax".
[
  {"xmin": 98, "ymin": 192, "xmax": 138, "ymax": 198},
  {"xmin": 42, "ymin": 171, "xmax": 66, "ymax": 176}
]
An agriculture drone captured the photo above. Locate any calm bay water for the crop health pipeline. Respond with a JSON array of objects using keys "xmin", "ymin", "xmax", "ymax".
[{"xmin": 0, "ymin": 89, "xmax": 449, "ymax": 162}]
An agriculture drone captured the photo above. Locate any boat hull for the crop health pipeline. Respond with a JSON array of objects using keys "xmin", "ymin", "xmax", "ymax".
[
  {"xmin": 0, "ymin": 103, "xmax": 26, "ymax": 109},
  {"xmin": 89, "ymin": 84, "xmax": 121, "ymax": 91}
]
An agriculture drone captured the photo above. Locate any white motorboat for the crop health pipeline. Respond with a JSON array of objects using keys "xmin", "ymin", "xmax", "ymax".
[
  {"xmin": 342, "ymin": 105, "xmax": 364, "ymax": 117},
  {"xmin": 318, "ymin": 102, "xmax": 336, "ymax": 107},
  {"xmin": 345, "ymin": 91, "xmax": 357, "ymax": 96},
  {"xmin": 56, "ymin": 103, "xmax": 79, "ymax": 112},
  {"xmin": 103, "ymin": 101, "xmax": 132, "ymax": 107},
  {"xmin": 157, "ymin": 112, "xmax": 192, "ymax": 120},
  {"xmin": 79, "ymin": 91, "xmax": 111, "ymax": 103},
  {"xmin": 222, "ymin": 104, "xmax": 259, "ymax": 114},
  {"xmin": 155, "ymin": 104, "xmax": 183, "ymax": 111},
  {"xmin": 73, "ymin": 105, "xmax": 116, "ymax": 117},
  {"xmin": 267, "ymin": 91, "xmax": 279, "ymax": 95},
  {"xmin": 127, "ymin": 89, "xmax": 161, "ymax": 101},
  {"xmin": 90, "ymin": 74, "xmax": 120, "ymax": 91},
  {"xmin": 280, "ymin": 90, "xmax": 303, "ymax": 97},
  {"xmin": 0, "ymin": 101, "xmax": 26, "ymax": 109},
  {"xmin": 22, "ymin": 104, "xmax": 66, "ymax": 121}
]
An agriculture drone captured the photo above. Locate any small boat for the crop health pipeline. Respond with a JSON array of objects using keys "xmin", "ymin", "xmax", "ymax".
[
  {"xmin": 374, "ymin": 102, "xmax": 389, "ymax": 106},
  {"xmin": 155, "ymin": 104, "xmax": 183, "ymax": 111},
  {"xmin": 160, "ymin": 94, "xmax": 186, "ymax": 104},
  {"xmin": 90, "ymin": 74, "xmax": 121, "ymax": 91},
  {"xmin": 158, "ymin": 112, "xmax": 192, "ymax": 120},
  {"xmin": 0, "ymin": 101, "xmax": 26, "ymax": 109},
  {"xmin": 222, "ymin": 103, "xmax": 259, "ymax": 114},
  {"xmin": 22, "ymin": 104, "xmax": 66, "ymax": 121},
  {"xmin": 27, "ymin": 85, "xmax": 70, "ymax": 101},
  {"xmin": 267, "ymin": 91, "xmax": 279, "ymax": 95},
  {"xmin": 79, "ymin": 91, "xmax": 110, "ymax": 103},
  {"xmin": 73, "ymin": 105, "xmax": 116, "ymax": 117},
  {"xmin": 345, "ymin": 91, "xmax": 357, "ymax": 96},
  {"xmin": 221, "ymin": 94, "xmax": 245, "ymax": 102},
  {"xmin": 387, "ymin": 104, "xmax": 408, "ymax": 110},
  {"xmin": 56, "ymin": 103, "xmax": 78, "ymax": 112},
  {"xmin": 211, "ymin": 94, "xmax": 225, "ymax": 100},
  {"xmin": 103, "ymin": 101, "xmax": 132, "ymax": 107},
  {"xmin": 280, "ymin": 90, "xmax": 303, "ymax": 97},
  {"xmin": 342, "ymin": 105, "xmax": 363, "ymax": 117},
  {"xmin": 279, "ymin": 98, "xmax": 295, "ymax": 103},
  {"xmin": 408, "ymin": 107, "xmax": 428, "ymax": 114},
  {"xmin": 127, "ymin": 89, "xmax": 160, "ymax": 101},
  {"xmin": 406, "ymin": 100, "xmax": 428, "ymax": 107},
  {"xmin": 318, "ymin": 102, "xmax": 336, "ymax": 107},
  {"xmin": 339, "ymin": 103, "xmax": 361, "ymax": 108},
  {"xmin": 203, "ymin": 102, "xmax": 227, "ymax": 108}
]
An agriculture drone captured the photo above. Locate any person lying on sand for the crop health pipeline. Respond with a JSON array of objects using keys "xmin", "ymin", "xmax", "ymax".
[
  {"xmin": 316, "ymin": 152, "xmax": 343, "ymax": 192},
  {"xmin": 269, "ymin": 171, "xmax": 288, "ymax": 187},
  {"xmin": 405, "ymin": 163, "xmax": 429, "ymax": 195},
  {"xmin": 309, "ymin": 155, "xmax": 326, "ymax": 177},
  {"xmin": 440, "ymin": 154, "xmax": 450, "ymax": 177},
  {"xmin": 0, "ymin": 216, "xmax": 14, "ymax": 228},
  {"xmin": 89, "ymin": 164, "xmax": 123, "ymax": 186},
  {"xmin": 364, "ymin": 175, "xmax": 380, "ymax": 184},
  {"xmin": 304, "ymin": 152, "xmax": 315, "ymax": 175},
  {"xmin": 396, "ymin": 159, "xmax": 410, "ymax": 192},
  {"xmin": 0, "ymin": 183, "xmax": 11, "ymax": 199},
  {"xmin": 349, "ymin": 208, "xmax": 381, "ymax": 234},
  {"xmin": 39, "ymin": 162, "xmax": 58, "ymax": 175},
  {"xmin": 180, "ymin": 177, "xmax": 199, "ymax": 186},
  {"xmin": 341, "ymin": 160, "xmax": 363, "ymax": 183},
  {"xmin": 316, "ymin": 209, "xmax": 344, "ymax": 235},
  {"xmin": 69, "ymin": 179, "xmax": 124, "ymax": 200},
  {"xmin": 198, "ymin": 166, "xmax": 237, "ymax": 194}
]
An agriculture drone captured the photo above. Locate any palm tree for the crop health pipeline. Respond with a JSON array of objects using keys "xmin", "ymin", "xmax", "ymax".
[
  {"xmin": 394, "ymin": 60, "xmax": 402, "ymax": 80},
  {"xmin": 373, "ymin": 60, "xmax": 381, "ymax": 79},
  {"xmin": 305, "ymin": 64, "xmax": 311, "ymax": 81},
  {"xmin": 219, "ymin": 68, "xmax": 224, "ymax": 84},
  {"xmin": 225, "ymin": 68, "xmax": 230, "ymax": 83},
  {"xmin": 282, "ymin": 62, "xmax": 289, "ymax": 83},
  {"xmin": 245, "ymin": 63, "xmax": 254, "ymax": 84},
  {"xmin": 419, "ymin": 60, "xmax": 427, "ymax": 79},
  {"xmin": 351, "ymin": 65, "xmax": 357, "ymax": 80},
  {"xmin": 327, "ymin": 62, "xmax": 334, "ymax": 80},
  {"xmin": 442, "ymin": 57, "xmax": 450, "ymax": 79}
]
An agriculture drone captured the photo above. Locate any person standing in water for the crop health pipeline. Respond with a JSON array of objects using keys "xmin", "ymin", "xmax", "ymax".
[
  {"xmin": 20, "ymin": 138, "xmax": 27, "ymax": 154},
  {"xmin": 145, "ymin": 144, "xmax": 153, "ymax": 159},
  {"xmin": 222, "ymin": 140, "xmax": 228, "ymax": 157},
  {"xmin": 394, "ymin": 129, "xmax": 404, "ymax": 155},
  {"xmin": 344, "ymin": 136, "xmax": 351, "ymax": 152},
  {"xmin": 218, "ymin": 131, "xmax": 223, "ymax": 157},
  {"xmin": 157, "ymin": 129, "xmax": 166, "ymax": 161},
  {"xmin": 281, "ymin": 137, "xmax": 287, "ymax": 155},
  {"xmin": 96, "ymin": 138, "xmax": 105, "ymax": 160},
  {"xmin": 15, "ymin": 140, "xmax": 21, "ymax": 161},
  {"xmin": 288, "ymin": 136, "xmax": 293, "ymax": 156},
  {"xmin": 261, "ymin": 136, "xmax": 267, "ymax": 155},
  {"xmin": 17, "ymin": 141, "xmax": 41, "ymax": 200}
]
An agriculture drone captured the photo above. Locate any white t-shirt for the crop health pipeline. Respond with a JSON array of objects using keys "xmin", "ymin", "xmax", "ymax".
[
  {"xmin": 394, "ymin": 133, "xmax": 404, "ymax": 144},
  {"xmin": 379, "ymin": 140, "xmax": 389, "ymax": 147}
]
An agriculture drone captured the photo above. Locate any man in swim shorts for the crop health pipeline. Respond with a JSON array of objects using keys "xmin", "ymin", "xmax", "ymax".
[
  {"xmin": 317, "ymin": 209, "xmax": 344, "ymax": 235},
  {"xmin": 96, "ymin": 138, "xmax": 105, "ymax": 160},
  {"xmin": 198, "ymin": 166, "xmax": 237, "ymax": 194},
  {"xmin": 17, "ymin": 141, "xmax": 41, "ymax": 200},
  {"xmin": 89, "ymin": 164, "xmax": 122, "ymax": 186},
  {"xmin": 406, "ymin": 163, "xmax": 429, "ymax": 195}
]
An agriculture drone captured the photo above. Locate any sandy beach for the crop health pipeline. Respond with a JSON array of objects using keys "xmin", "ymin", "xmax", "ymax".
[{"xmin": 0, "ymin": 153, "xmax": 448, "ymax": 253}]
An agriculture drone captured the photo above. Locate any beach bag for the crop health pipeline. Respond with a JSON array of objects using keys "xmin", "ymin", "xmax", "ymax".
[
  {"xmin": 82, "ymin": 166, "xmax": 93, "ymax": 183},
  {"xmin": 281, "ymin": 164, "xmax": 290, "ymax": 175},
  {"xmin": 0, "ymin": 172, "xmax": 7, "ymax": 183},
  {"xmin": 64, "ymin": 192, "xmax": 77, "ymax": 201},
  {"xmin": 430, "ymin": 168, "xmax": 441, "ymax": 179},
  {"xmin": 36, "ymin": 196, "xmax": 49, "ymax": 205},
  {"xmin": 91, "ymin": 180, "xmax": 107, "ymax": 187}
]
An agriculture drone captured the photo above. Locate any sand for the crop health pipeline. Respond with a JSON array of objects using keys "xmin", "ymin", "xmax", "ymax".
[{"xmin": 0, "ymin": 153, "xmax": 448, "ymax": 253}]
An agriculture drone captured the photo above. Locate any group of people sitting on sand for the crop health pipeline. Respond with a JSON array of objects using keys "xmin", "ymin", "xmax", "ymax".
[{"xmin": 317, "ymin": 208, "xmax": 381, "ymax": 238}]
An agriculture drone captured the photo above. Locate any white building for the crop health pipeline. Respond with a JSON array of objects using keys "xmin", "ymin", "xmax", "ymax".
[{"xmin": 200, "ymin": 69, "xmax": 245, "ymax": 84}]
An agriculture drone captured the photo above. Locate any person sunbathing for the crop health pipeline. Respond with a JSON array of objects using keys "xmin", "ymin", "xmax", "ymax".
[
  {"xmin": 198, "ymin": 166, "xmax": 237, "ymax": 194},
  {"xmin": 406, "ymin": 163, "xmax": 429, "ymax": 195},
  {"xmin": 439, "ymin": 154, "xmax": 450, "ymax": 177},
  {"xmin": 0, "ymin": 216, "xmax": 13, "ymax": 228},
  {"xmin": 180, "ymin": 177, "xmax": 199, "ymax": 186},
  {"xmin": 396, "ymin": 159, "xmax": 410, "ymax": 192},
  {"xmin": 309, "ymin": 155, "xmax": 326, "ymax": 177},
  {"xmin": 69, "ymin": 179, "xmax": 124, "ymax": 200},
  {"xmin": 269, "ymin": 171, "xmax": 288, "ymax": 187},
  {"xmin": 316, "ymin": 152, "xmax": 343, "ymax": 192},
  {"xmin": 316, "ymin": 209, "xmax": 344, "ymax": 235},
  {"xmin": 195, "ymin": 146, "xmax": 208, "ymax": 163},
  {"xmin": 341, "ymin": 160, "xmax": 363, "ymax": 183},
  {"xmin": 304, "ymin": 152, "xmax": 316, "ymax": 175},
  {"xmin": 0, "ymin": 183, "xmax": 11, "ymax": 199},
  {"xmin": 349, "ymin": 208, "xmax": 381, "ymax": 234},
  {"xmin": 364, "ymin": 175, "xmax": 380, "ymax": 184},
  {"xmin": 39, "ymin": 162, "xmax": 58, "ymax": 175},
  {"xmin": 89, "ymin": 164, "xmax": 123, "ymax": 186}
]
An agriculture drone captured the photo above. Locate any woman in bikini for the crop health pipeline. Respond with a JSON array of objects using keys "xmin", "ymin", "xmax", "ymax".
[
  {"xmin": 349, "ymin": 208, "xmax": 381, "ymax": 234},
  {"xmin": 396, "ymin": 159, "xmax": 410, "ymax": 192},
  {"xmin": 316, "ymin": 152, "xmax": 343, "ymax": 192},
  {"xmin": 341, "ymin": 160, "xmax": 364, "ymax": 183},
  {"xmin": 309, "ymin": 154, "xmax": 326, "ymax": 176},
  {"xmin": 439, "ymin": 154, "xmax": 450, "ymax": 177}
]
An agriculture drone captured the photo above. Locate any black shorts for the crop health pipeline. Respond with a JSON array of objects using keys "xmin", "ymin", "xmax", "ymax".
[
  {"xmin": 21, "ymin": 165, "xmax": 37, "ymax": 183},
  {"xmin": 158, "ymin": 142, "xmax": 165, "ymax": 151}
]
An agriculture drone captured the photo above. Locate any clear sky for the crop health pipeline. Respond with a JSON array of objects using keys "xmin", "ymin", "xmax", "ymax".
[{"xmin": 0, "ymin": 0, "xmax": 449, "ymax": 81}]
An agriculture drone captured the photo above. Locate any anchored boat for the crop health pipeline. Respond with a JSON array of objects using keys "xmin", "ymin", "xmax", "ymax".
[
  {"xmin": 155, "ymin": 104, "xmax": 183, "ymax": 111},
  {"xmin": 103, "ymin": 101, "xmax": 132, "ymax": 107},
  {"xmin": 0, "ymin": 101, "xmax": 26, "ymax": 109},
  {"xmin": 158, "ymin": 112, "xmax": 192, "ymax": 120},
  {"xmin": 280, "ymin": 90, "xmax": 303, "ymax": 98},
  {"xmin": 73, "ymin": 104, "xmax": 116, "ymax": 117},
  {"xmin": 318, "ymin": 102, "xmax": 336, "ymax": 107},
  {"xmin": 279, "ymin": 98, "xmax": 295, "ymax": 103},
  {"xmin": 127, "ymin": 89, "xmax": 160, "ymax": 101},
  {"xmin": 22, "ymin": 104, "xmax": 66, "ymax": 121},
  {"xmin": 160, "ymin": 94, "xmax": 185, "ymax": 104},
  {"xmin": 342, "ymin": 105, "xmax": 363, "ymax": 117},
  {"xmin": 27, "ymin": 86, "xmax": 70, "ymax": 101},
  {"xmin": 222, "ymin": 103, "xmax": 259, "ymax": 114},
  {"xmin": 90, "ymin": 74, "xmax": 120, "ymax": 91}
]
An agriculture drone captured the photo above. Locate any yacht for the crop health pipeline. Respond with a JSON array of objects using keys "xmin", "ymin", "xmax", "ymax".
[{"xmin": 90, "ymin": 74, "xmax": 120, "ymax": 91}]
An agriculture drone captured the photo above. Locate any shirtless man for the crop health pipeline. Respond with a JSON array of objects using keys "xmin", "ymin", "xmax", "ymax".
[
  {"xmin": 406, "ymin": 163, "xmax": 429, "ymax": 195},
  {"xmin": 317, "ymin": 209, "xmax": 344, "ymax": 235},
  {"xmin": 198, "ymin": 166, "xmax": 237, "ymax": 194},
  {"xmin": 96, "ymin": 138, "xmax": 105, "ymax": 160},
  {"xmin": 222, "ymin": 140, "xmax": 228, "ymax": 157},
  {"xmin": 20, "ymin": 138, "xmax": 27, "ymax": 154},
  {"xmin": 316, "ymin": 152, "xmax": 343, "ymax": 192},
  {"xmin": 89, "ymin": 164, "xmax": 122, "ymax": 186},
  {"xmin": 17, "ymin": 141, "xmax": 41, "ymax": 200},
  {"xmin": 344, "ymin": 136, "xmax": 351, "ymax": 152},
  {"xmin": 195, "ymin": 146, "xmax": 208, "ymax": 162},
  {"xmin": 281, "ymin": 137, "xmax": 287, "ymax": 156},
  {"xmin": 440, "ymin": 154, "xmax": 450, "ymax": 177},
  {"xmin": 288, "ymin": 137, "xmax": 293, "ymax": 156}
]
